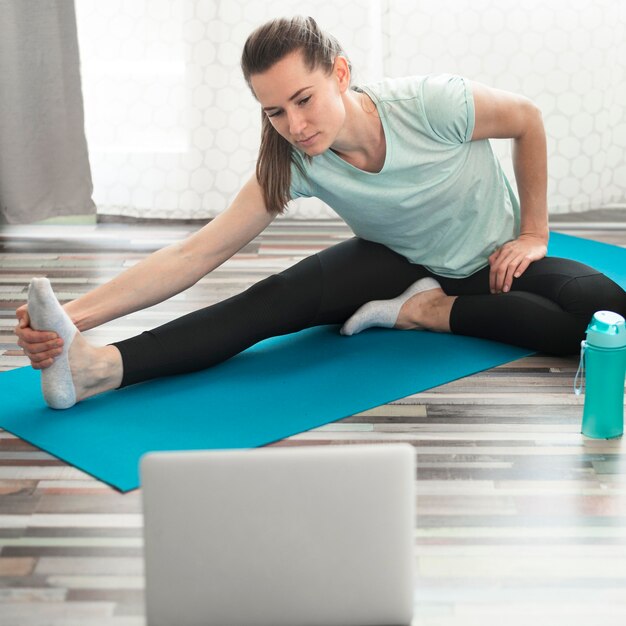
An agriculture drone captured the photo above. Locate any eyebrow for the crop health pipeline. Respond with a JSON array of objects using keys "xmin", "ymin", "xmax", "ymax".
[{"xmin": 262, "ymin": 86, "xmax": 313, "ymax": 112}]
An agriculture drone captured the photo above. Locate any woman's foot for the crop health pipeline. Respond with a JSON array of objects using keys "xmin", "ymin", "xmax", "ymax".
[
  {"xmin": 395, "ymin": 284, "xmax": 455, "ymax": 332},
  {"xmin": 340, "ymin": 277, "xmax": 456, "ymax": 336},
  {"xmin": 27, "ymin": 278, "xmax": 123, "ymax": 409},
  {"xmin": 66, "ymin": 335, "xmax": 124, "ymax": 405}
]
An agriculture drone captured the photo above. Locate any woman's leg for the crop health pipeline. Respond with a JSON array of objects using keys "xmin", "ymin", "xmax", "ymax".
[
  {"xmin": 343, "ymin": 255, "xmax": 626, "ymax": 356},
  {"xmin": 112, "ymin": 237, "xmax": 431, "ymax": 387},
  {"xmin": 32, "ymin": 237, "xmax": 428, "ymax": 407},
  {"xmin": 438, "ymin": 257, "xmax": 626, "ymax": 355}
]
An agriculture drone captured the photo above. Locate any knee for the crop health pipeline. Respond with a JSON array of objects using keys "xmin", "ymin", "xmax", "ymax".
[
  {"xmin": 559, "ymin": 273, "xmax": 626, "ymax": 321},
  {"xmin": 244, "ymin": 272, "xmax": 296, "ymax": 306},
  {"xmin": 242, "ymin": 256, "xmax": 323, "ymax": 327},
  {"xmin": 548, "ymin": 274, "xmax": 626, "ymax": 356}
]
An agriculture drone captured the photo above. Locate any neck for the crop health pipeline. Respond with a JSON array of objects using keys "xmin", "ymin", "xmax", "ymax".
[{"xmin": 330, "ymin": 89, "xmax": 385, "ymax": 172}]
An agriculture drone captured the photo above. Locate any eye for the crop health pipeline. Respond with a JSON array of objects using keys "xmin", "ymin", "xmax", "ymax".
[{"xmin": 266, "ymin": 95, "xmax": 311, "ymax": 119}]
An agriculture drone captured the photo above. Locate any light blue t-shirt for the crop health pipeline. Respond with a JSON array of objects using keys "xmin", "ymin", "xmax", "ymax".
[{"xmin": 289, "ymin": 74, "xmax": 520, "ymax": 278}]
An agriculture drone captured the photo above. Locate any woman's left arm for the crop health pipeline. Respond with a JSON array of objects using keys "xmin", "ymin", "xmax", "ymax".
[{"xmin": 470, "ymin": 81, "xmax": 549, "ymax": 294}]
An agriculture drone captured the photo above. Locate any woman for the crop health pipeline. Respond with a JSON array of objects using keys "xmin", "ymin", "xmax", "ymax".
[{"xmin": 14, "ymin": 16, "xmax": 626, "ymax": 410}]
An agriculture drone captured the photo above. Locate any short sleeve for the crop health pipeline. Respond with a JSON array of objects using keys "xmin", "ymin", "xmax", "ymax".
[
  {"xmin": 419, "ymin": 74, "xmax": 475, "ymax": 144},
  {"xmin": 289, "ymin": 151, "xmax": 313, "ymax": 200}
]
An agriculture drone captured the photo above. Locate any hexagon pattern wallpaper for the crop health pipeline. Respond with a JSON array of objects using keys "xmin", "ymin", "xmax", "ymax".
[{"xmin": 75, "ymin": 0, "xmax": 626, "ymax": 220}]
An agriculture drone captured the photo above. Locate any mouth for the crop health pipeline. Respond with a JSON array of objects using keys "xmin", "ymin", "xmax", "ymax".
[{"xmin": 297, "ymin": 133, "xmax": 319, "ymax": 147}]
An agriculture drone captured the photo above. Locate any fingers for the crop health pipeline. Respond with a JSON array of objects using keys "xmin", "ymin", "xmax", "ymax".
[
  {"xmin": 489, "ymin": 235, "xmax": 548, "ymax": 292},
  {"xmin": 17, "ymin": 336, "xmax": 63, "ymax": 356},
  {"xmin": 16, "ymin": 304, "xmax": 30, "ymax": 324},
  {"xmin": 30, "ymin": 356, "xmax": 56, "ymax": 370},
  {"xmin": 512, "ymin": 256, "xmax": 532, "ymax": 280},
  {"xmin": 489, "ymin": 245, "xmax": 508, "ymax": 293},
  {"xmin": 490, "ymin": 252, "xmax": 531, "ymax": 293},
  {"xmin": 15, "ymin": 322, "xmax": 56, "ymax": 340},
  {"xmin": 21, "ymin": 346, "xmax": 63, "ymax": 369},
  {"xmin": 488, "ymin": 247, "xmax": 503, "ymax": 293},
  {"xmin": 13, "ymin": 315, "xmax": 63, "ymax": 369},
  {"xmin": 17, "ymin": 340, "xmax": 64, "ymax": 367}
]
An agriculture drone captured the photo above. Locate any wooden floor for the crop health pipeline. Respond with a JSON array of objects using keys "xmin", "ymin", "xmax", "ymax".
[{"xmin": 1, "ymin": 217, "xmax": 625, "ymax": 626}]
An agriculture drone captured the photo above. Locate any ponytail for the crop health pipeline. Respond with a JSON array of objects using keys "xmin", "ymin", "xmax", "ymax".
[{"xmin": 255, "ymin": 112, "xmax": 302, "ymax": 217}]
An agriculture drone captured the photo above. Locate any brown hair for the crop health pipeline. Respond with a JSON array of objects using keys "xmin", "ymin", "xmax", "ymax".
[{"xmin": 241, "ymin": 16, "xmax": 351, "ymax": 215}]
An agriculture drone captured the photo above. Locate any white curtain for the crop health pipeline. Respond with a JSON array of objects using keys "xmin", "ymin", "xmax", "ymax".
[
  {"xmin": 0, "ymin": 0, "xmax": 95, "ymax": 224},
  {"xmin": 74, "ymin": 0, "xmax": 626, "ymax": 220}
]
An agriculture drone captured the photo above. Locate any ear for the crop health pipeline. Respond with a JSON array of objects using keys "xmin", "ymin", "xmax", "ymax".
[{"xmin": 333, "ymin": 55, "xmax": 351, "ymax": 93}]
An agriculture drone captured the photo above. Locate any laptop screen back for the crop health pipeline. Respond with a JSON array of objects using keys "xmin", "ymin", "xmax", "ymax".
[{"xmin": 141, "ymin": 444, "xmax": 415, "ymax": 626}]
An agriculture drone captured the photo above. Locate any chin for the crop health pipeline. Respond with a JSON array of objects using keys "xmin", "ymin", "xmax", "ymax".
[
  {"xmin": 305, "ymin": 145, "xmax": 327, "ymax": 157},
  {"xmin": 302, "ymin": 139, "xmax": 329, "ymax": 157}
]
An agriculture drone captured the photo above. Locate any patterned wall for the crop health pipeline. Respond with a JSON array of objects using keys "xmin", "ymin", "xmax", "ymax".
[
  {"xmin": 75, "ymin": 0, "xmax": 626, "ymax": 220},
  {"xmin": 385, "ymin": 0, "xmax": 626, "ymax": 217}
]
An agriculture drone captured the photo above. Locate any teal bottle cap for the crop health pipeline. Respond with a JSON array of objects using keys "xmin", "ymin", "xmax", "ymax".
[{"xmin": 585, "ymin": 310, "xmax": 626, "ymax": 348}]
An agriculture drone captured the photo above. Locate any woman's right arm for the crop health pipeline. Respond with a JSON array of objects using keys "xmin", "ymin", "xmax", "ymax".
[{"xmin": 15, "ymin": 174, "xmax": 276, "ymax": 358}]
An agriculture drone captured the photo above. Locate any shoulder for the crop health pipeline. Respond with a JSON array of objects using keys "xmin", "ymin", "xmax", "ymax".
[
  {"xmin": 357, "ymin": 75, "xmax": 428, "ymax": 103},
  {"xmin": 359, "ymin": 74, "xmax": 467, "ymax": 101},
  {"xmin": 419, "ymin": 74, "xmax": 473, "ymax": 108},
  {"xmin": 360, "ymin": 74, "xmax": 474, "ymax": 144}
]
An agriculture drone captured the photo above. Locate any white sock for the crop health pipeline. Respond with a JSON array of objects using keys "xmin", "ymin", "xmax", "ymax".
[
  {"xmin": 27, "ymin": 277, "xmax": 77, "ymax": 410},
  {"xmin": 340, "ymin": 277, "xmax": 442, "ymax": 336}
]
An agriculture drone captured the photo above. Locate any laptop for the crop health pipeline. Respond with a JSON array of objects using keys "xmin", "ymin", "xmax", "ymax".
[{"xmin": 141, "ymin": 444, "xmax": 415, "ymax": 626}]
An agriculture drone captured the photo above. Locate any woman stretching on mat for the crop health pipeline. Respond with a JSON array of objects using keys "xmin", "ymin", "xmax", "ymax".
[{"xmin": 14, "ymin": 16, "xmax": 626, "ymax": 409}]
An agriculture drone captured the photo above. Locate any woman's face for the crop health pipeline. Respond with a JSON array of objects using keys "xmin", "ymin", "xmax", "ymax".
[{"xmin": 250, "ymin": 49, "xmax": 350, "ymax": 156}]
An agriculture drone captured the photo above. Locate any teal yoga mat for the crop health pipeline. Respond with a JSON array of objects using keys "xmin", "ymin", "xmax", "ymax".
[{"xmin": 1, "ymin": 232, "xmax": 624, "ymax": 491}]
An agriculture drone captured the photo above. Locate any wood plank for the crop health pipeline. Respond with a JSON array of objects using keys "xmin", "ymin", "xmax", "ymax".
[{"xmin": 1, "ymin": 218, "xmax": 625, "ymax": 624}]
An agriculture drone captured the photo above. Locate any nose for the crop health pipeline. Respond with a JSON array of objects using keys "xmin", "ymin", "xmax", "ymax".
[{"xmin": 287, "ymin": 109, "xmax": 306, "ymax": 137}]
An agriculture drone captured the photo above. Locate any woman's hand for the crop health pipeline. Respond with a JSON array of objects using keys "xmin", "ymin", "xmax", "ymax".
[
  {"xmin": 14, "ymin": 304, "xmax": 64, "ymax": 370},
  {"xmin": 488, "ymin": 234, "xmax": 548, "ymax": 294}
]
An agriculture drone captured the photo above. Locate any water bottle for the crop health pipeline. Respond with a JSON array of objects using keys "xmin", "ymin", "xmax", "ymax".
[{"xmin": 574, "ymin": 311, "xmax": 626, "ymax": 439}]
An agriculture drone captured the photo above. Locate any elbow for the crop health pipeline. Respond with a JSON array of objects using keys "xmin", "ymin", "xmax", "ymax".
[
  {"xmin": 515, "ymin": 98, "xmax": 544, "ymax": 140},
  {"xmin": 524, "ymin": 98, "xmax": 544, "ymax": 125}
]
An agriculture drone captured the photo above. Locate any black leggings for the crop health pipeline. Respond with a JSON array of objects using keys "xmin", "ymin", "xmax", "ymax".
[{"xmin": 112, "ymin": 237, "xmax": 626, "ymax": 388}]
